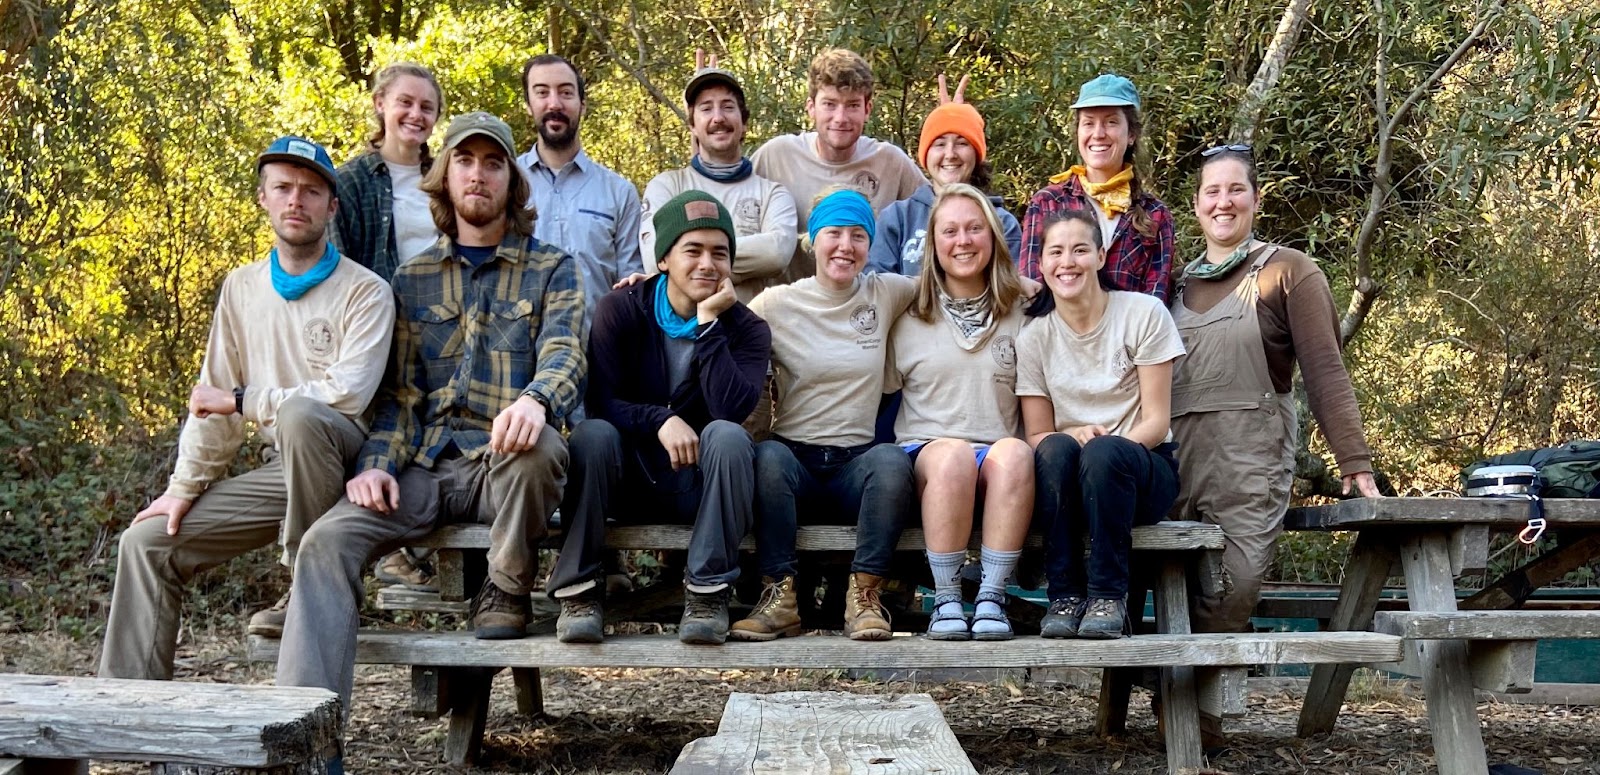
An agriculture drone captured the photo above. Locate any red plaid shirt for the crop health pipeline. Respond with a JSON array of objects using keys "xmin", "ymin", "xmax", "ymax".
[{"xmin": 1018, "ymin": 176, "xmax": 1176, "ymax": 303}]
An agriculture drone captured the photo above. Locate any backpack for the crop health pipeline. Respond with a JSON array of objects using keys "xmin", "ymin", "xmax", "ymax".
[{"xmin": 1462, "ymin": 440, "xmax": 1600, "ymax": 499}]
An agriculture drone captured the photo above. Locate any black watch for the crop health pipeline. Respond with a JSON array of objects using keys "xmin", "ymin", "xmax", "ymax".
[{"xmin": 233, "ymin": 385, "xmax": 246, "ymax": 415}]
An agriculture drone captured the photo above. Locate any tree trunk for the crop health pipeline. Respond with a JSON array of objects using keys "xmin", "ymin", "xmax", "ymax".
[{"xmin": 1229, "ymin": 0, "xmax": 1314, "ymax": 143}]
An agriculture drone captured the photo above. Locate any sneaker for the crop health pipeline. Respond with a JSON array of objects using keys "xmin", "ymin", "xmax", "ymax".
[
  {"xmin": 470, "ymin": 580, "xmax": 530, "ymax": 640},
  {"xmin": 1040, "ymin": 596, "xmax": 1088, "ymax": 639},
  {"xmin": 375, "ymin": 550, "xmax": 439, "ymax": 593},
  {"xmin": 247, "ymin": 591, "xmax": 291, "ymax": 638},
  {"xmin": 679, "ymin": 587, "xmax": 731, "ymax": 645},
  {"xmin": 729, "ymin": 576, "xmax": 802, "ymax": 642},
  {"xmin": 843, "ymin": 572, "xmax": 893, "ymax": 641},
  {"xmin": 555, "ymin": 587, "xmax": 605, "ymax": 644},
  {"xmin": 1077, "ymin": 597, "xmax": 1128, "ymax": 639}
]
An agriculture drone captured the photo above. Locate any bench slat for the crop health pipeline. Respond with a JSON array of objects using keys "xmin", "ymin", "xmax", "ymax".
[
  {"xmin": 1372, "ymin": 610, "xmax": 1600, "ymax": 640},
  {"xmin": 248, "ymin": 630, "xmax": 1401, "ymax": 670},
  {"xmin": 0, "ymin": 675, "xmax": 338, "ymax": 768},
  {"xmin": 1285, "ymin": 497, "xmax": 1600, "ymax": 530},
  {"xmin": 407, "ymin": 521, "xmax": 1223, "ymax": 552}
]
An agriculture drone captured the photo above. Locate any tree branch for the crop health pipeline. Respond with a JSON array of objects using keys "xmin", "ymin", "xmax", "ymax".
[
  {"xmin": 1230, "ymin": 0, "xmax": 1314, "ymax": 143},
  {"xmin": 551, "ymin": 0, "xmax": 685, "ymax": 124}
]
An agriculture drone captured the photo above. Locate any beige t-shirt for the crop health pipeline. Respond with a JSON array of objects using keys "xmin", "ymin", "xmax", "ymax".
[
  {"xmin": 891, "ymin": 305, "xmax": 1025, "ymax": 445},
  {"xmin": 748, "ymin": 272, "xmax": 917, "ymax": 446},
  {"xmin": 166, "ymin": 257, "xmax": 395, "ymax": 500},
  {"xmin": 750, "ymin": 132, "xmax": 926, "ymax": 282},
  {"xmin": 1015, "ymin": 291, "xmax": 1185, "ymax": 440}
]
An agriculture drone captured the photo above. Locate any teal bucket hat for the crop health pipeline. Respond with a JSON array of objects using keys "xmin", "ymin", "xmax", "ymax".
[{"xmin": 1070, "ymin": 74, "xmax": 1141, "ymax": 110}]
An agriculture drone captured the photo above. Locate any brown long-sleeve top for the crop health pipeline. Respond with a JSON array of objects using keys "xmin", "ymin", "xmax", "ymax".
[{"xmin": 1176, "ymin": 245, "xmax": 1373, "ymax": 475}]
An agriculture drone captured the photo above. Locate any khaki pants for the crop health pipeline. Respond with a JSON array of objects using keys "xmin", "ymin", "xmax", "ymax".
[
  {"xmin": 1173, "ymin": 395, "xmax": 1297, "ymax": 634},
  {"xmin": 275, "ymin": 425, "xmax": 567, "ymax": 708},
  {"xmin": 99, "ymin": 397, "xmax": 363, "ymax": 680}
]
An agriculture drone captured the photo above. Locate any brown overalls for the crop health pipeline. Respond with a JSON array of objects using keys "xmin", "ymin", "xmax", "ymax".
[{"xmin": 1169, "ymin": 246, "xmax": 1298, "ymax": 633}]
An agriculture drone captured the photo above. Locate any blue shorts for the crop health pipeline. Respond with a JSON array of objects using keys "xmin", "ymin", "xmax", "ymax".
[{"xmin": 901, "ymin": 441, "xmax": 992, "ymax": 467}]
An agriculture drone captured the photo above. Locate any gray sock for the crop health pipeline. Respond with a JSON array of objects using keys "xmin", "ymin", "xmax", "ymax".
[
  {"xmin": 978, "ymin": 545, "xmax": 1021, "ymax": 600},
  {"xmin": 925, "ymin": 549, "xmax": 967, "ymax": 602}
]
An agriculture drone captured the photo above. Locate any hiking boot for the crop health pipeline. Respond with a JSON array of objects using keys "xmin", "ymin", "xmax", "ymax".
[
  {"xmin": 375, "ymin": 550, "xmax": 439, "ymax": 593},
  {"xmin": 844, "ymin": 572, "xmax": 892, "ymax": 641},
  {"xmin": 729, "ymin": 576, "xmax": 801, "ymax": 642},
  {"xmin": 247, "ymin": 591, "xmax": 291, "ymax": 638},
  {"xmin": 555, "ymin": 587, "xmax": 605, "ymax": 644},
  {"xmin": 470, "ymin": 580, "xmax": 530, "ymax": 640},
  {"xmin": 1078, "ymin": 597, "xmax": 1128, "ymax": 639},
  {"xmin": 680, "ymin": 587, "xmax": 731, "ymax": 645},
  {"xmin": 1040, "ymin": 596, "xmax": 1088, "ymax": 639}
]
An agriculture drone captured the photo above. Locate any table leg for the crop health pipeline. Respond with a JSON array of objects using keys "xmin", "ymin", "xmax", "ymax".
[
  {"xmin": 443, "ymin": 666, "xmax": 497, "ymax": 765},
  {"xmin": 1298, "ymin": 529, "xmax": 1397, "ymax": 736},
  {"xmin": 1401, "ymin": 532, "xmax": 1488, "ymax": 775},
  {"xmin": 1153, "ymin": 558, "xmax": 1203, "ymax": 772}
]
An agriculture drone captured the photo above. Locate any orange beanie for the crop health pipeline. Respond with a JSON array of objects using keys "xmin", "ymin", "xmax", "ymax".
[{"xmin": 917, "ymin": 103, "xmax": 987, "ymax": 167}]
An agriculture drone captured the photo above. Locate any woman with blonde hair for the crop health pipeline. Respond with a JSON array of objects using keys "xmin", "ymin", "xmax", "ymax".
[{"xmin": 889, "ymin": 183, "xmax": 1032, "ymax": 640}]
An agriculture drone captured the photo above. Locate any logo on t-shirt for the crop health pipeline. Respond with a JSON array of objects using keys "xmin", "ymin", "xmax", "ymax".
[
  {"xmin": 304, "ymin": 318, "xmax": 336, "ymax": 358},
  {"xmin": 850, "ymin": 171, "xmax": 880, "ymax": 199},
  {"xmin": 849, "ymin": 303, "xmax": 879, "ymax": 336},
  {"xmin": 991, "ymin": 334, "xmax": 1016, "ymax": 370},
  {"xmin": 734, "ymin": 198, "xmax": 762, "ymax": 232},
  {"xmin": 901, "ymin": 230, "xmax": 926, "ymax": 273}
]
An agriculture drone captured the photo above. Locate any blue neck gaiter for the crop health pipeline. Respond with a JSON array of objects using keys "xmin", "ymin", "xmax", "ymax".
[{"xmin": 270, "ymin": 242, "xmax": 340, "ymax": 301}]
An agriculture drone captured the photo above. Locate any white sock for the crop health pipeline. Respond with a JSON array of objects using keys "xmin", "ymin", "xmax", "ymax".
[{"xmin": 925, "ymin": 549, "xmax": 966, "ymax": 603}]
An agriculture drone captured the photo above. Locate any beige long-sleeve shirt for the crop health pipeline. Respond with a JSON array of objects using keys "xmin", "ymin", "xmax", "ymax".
[
  {"xmin": 640, "ymin": 166, "xmax": 798, "ymax": 303},
  {"xmin": 165, "ymin": 257, "xmax": 395, "ymax": 500}
]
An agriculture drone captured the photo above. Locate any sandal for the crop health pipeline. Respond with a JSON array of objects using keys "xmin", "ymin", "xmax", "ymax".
[
  {"xmin": 926, "ymin": 594, "xmax": 970, "ymax": 641},
  {"xmin": 970, "ymin": 591, "xmax": 1014, "ymax": 641}
]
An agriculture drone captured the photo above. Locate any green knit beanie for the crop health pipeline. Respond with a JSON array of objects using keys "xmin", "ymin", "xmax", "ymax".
[{"xmin": 652, "ymin": 190, "xmax": 737, "ymax": 265}]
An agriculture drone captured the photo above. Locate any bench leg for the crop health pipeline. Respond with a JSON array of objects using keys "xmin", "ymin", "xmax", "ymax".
[
  {"xmin": 1153, "ymin": 559, "xmax": 1203, "ymax": 772},
  {"xmin": 443, "ymin": 667, "xmax": 496, "ymax": 765},
  {"xmin": 513, "ymin": 667, "xmax": 545, "ymax": 718},
  {"xmin": 1095, "ymin": 567, "xmax": 1152, "ymax": 736},
  {"xmin": 411, "ymin": 665, "xmax": 449, "ymax": 718},
  {"xmin": 1401, "ymin": 532, "xmax": 1489, "ymax": 775},
  {"xmin": 1298, "ymin": 530, "xmax": 1396, "ymax": 736}
]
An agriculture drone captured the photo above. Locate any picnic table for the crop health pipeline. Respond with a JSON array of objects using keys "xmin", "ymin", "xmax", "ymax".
[{"xmin": 1286, "ymin": 497, "xmax": 1600, "ymax": 775}]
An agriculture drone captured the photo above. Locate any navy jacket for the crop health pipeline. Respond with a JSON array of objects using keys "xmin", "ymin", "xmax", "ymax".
[{"xmin": 586, "ymin": 273, "xmax": 771, "ymax": 480}]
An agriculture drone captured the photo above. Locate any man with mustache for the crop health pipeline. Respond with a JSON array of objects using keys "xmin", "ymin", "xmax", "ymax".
[
  {"xmin": 517, "ymin": 54, "xmax": 643, "ymax": 313},
  {"xmin": 752, "ymin": 48, "xmax": 926, "ymax": 283},
  {"xmin": 100, "ymin": 136, "xmax": 394, "ymax": 682},
  {"xmin": 277, "ymin": 115, "xmax": 586, "ymax": 742},
  {"xmin": 550, "ymin": 191, "xmax": 770, "ymax": 645},
  {"xmin": 640, "ymin": 55, "xmax": 797, "ymax": 302}
]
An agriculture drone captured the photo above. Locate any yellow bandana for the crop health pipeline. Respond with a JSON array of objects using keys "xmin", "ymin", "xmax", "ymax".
[{"xmin": 1048, "ymin": 165, "xmax": 1134, "ymax": 218}]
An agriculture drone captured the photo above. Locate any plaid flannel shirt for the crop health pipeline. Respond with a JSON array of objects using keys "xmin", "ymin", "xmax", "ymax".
[
  {"xmin": 1018, "ymin": 176, "xmax": 1176, "ymax": 303},
  {"xmin": 358, "ymin": 229, "xmax": 587, "ymax": 475},
  {"xmin": 332, "ymin": 151, "xmax": 420, "ymax": 282}
]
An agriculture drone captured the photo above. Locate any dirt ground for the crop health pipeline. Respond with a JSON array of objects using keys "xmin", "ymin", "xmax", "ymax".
[{"xmin": 3, "ymin": 629, "xmax": 1597, "ymax": 775}]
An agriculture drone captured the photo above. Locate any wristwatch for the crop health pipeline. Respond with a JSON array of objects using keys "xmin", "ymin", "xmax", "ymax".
[{"xmin": 233, "ymin": 385, "xmax": 246, "ymax": 415}]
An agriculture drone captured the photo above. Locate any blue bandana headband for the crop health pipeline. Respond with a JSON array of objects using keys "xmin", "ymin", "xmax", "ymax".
[
  {"xmin": 808, "ymin": 190, "xmax": 876, "ymax": 247},
  {"xmin": 270, "ymin": 242, "xmax": 340, "ymax": 301}
]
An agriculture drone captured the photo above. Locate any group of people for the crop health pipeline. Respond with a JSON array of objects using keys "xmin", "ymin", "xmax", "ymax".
[{"xmin": 97, "ymin": 46, "xmax": 1383, "ymax": 759}]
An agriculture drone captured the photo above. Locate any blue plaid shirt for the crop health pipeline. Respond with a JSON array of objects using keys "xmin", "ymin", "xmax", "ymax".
[{"xmin": 358, "ymin": 229, "xmax": 587, "ymax": 474}]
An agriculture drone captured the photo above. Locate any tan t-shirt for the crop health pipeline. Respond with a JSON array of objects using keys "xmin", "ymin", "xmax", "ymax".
[
  {"xmin": 891, "ymin": 305, "xmax": 1025, "ymax": 445},
  {"xmin": 748, "ymin": 272, "xmax": 917, "ymax": 446},
  {"xmin": 751, "ymin": 132, "xmax": 926, "ymax": 282},
  {"xmin": 1015, "ymin": 291, "xmax": 1185, "ymax": 440},
  {"xmin": 166, "ymin": 257, "xmax": 395, "ymax": 500}
]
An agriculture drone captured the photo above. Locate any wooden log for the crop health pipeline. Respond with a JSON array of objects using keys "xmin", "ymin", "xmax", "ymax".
[
  {"xmin": 1153, "ymin": 559, "xmax": 1203, "ymax": 772},
  {"xmin": 1372, "ymin": 610, "xmax": 1600, "ymax": 640},
  {"xmin": 405, "ymin": 521, "xmax": 1225, "ymax": 552},
  {"xmin": 1399, "ymin": 532, "xmax": 1488, "ymax": 775},
  {"xmin": 1197, "ymin": 667, "xmax": 1248, "ymax": 719},
  {"xmin": 1286, "ymin": 497, "xmax": 1600, "ymax": 530},
  {"xmin": 668, "ymin": 691, "xmax": 976, "ymax": 775},
  {"xmin": 0, "ymin": 675, "xmax": 339, "ymax": 769},
  {"xmin": 1298, "ymin": 529, "xmax": 1398, "ymax": 736},
  {"xmin": 1462, "ymin": 531, "xmax": 1600, "ymax": 610},
  {"xmin": 248, "ymin": 630, "xmax": 1403, "ymax": 670},
  {"xmin": 442, "ymin": 668, "xmax": 495, "ymax": 766},
  {"xmin": 512, "ymin": 668, "xmax": 544, "ymax": 718}
]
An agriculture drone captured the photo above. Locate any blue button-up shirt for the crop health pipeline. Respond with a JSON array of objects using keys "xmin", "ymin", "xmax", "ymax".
[{"xmin": 516, "ymin": 146, "xmax": 643, "ymax": 315}]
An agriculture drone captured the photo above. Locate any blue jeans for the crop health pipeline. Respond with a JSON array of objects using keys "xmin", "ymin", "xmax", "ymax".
[
  {"xmin": 1033, "ymin": 434, "xmax": 1179, "ymax": 600},
  {"xmin": 753, "ymin": 437, "xmax": 915, "ymax": 578}
]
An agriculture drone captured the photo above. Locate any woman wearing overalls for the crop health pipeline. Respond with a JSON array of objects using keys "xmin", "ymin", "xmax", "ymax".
[{"xmin": 1171, "ymin": 146, "xmax": 1380, "ymax": 640}]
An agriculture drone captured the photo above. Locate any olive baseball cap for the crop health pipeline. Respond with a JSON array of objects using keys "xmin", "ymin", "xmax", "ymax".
[{"xmin": 441, "ymin": 111, "xmax": 518, "ymax": 157}]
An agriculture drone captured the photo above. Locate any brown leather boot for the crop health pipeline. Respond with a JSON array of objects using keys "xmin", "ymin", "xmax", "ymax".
[
  {"xmin": 844, "ymin": 572, "xmax": 892, "ymax": 641},
  {"xmin": 729, "ymin": 576, "xmax": 802, "ymax": 642}
]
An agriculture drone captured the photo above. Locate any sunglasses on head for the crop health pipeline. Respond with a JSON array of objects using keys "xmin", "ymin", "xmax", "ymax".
[{"xmin": 1201, "ymin": 143, "xmax": 1253, "ymax": 157}]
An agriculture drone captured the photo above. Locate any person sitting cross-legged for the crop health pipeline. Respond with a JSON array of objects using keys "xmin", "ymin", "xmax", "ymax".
[{"xmin": 549, "ymin": 191, "xmax": 771, "ymax": 645}]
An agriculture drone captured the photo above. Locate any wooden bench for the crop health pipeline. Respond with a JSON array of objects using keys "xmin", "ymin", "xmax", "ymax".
[
  {"xmin": 0, "ymin": 674, "xmax": 340, "ymax": 774},
  {"xmin": 246, "ymin": 518, "xmax": 1409, "ymax": 773}
]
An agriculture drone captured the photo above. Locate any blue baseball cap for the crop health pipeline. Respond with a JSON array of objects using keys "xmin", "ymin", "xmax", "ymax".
[
  {"xmin": 257, "ymin": 136, "xmax": 338, "ymax": 189},
  {"xmin": 1070, "ymin": 74, "xmax": 1141, "ymax": 110}
]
